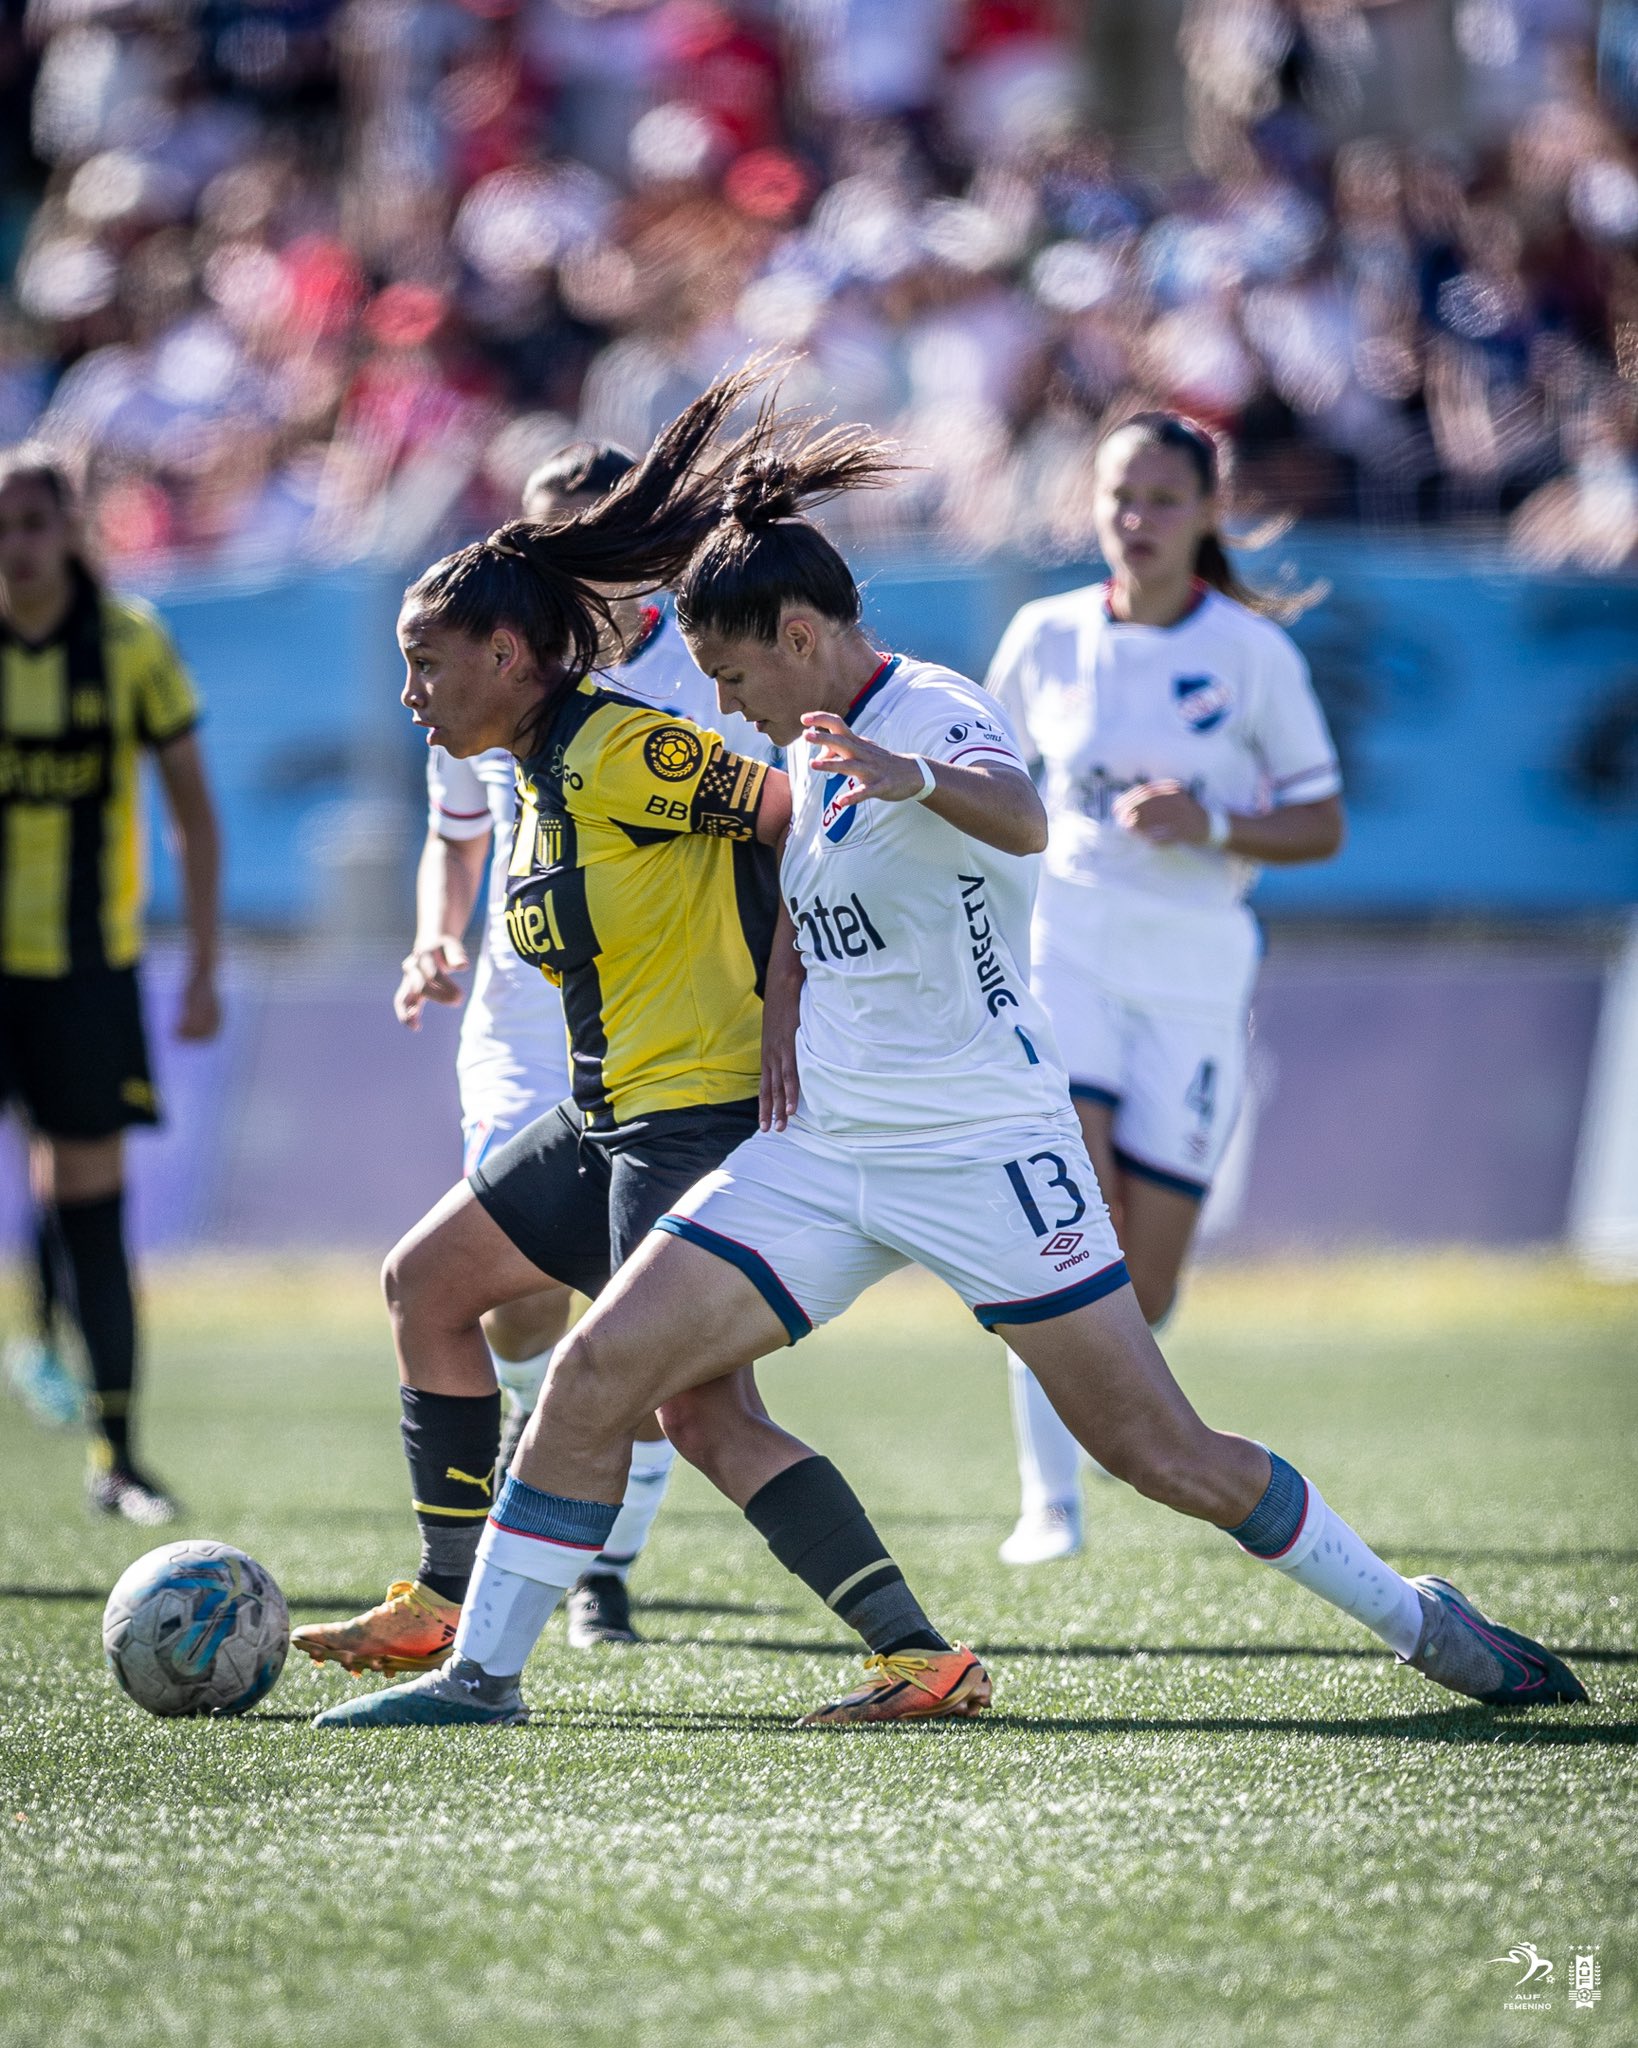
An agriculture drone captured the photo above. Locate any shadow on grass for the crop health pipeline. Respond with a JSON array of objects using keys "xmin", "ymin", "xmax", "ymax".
[
  {"xmin": 643, "ymin": 1632, "xmax": 1638, "ymax": 1665},
  {"xmin": 304, "ymin": 1703, "xmax": 1631, "ymax": 1746}
]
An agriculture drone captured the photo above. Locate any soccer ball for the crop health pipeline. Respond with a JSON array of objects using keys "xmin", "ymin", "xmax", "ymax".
[{"xmin": 102, "ymin": 1539, "xmax": 289, "ymax": 1718}]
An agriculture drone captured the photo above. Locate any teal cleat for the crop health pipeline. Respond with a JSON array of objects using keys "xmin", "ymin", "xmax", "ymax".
[
  {"xmin": 1403, "ymin": 1576, "xmax": 1588, "ymax": 1707},
  {"xmin": 312, "ymin": 1660, "xmax": 529, "ymax": 1729},
  {"xmin": 5, "ymin": 1337, "xmax": 84, "ymax": 1428}
]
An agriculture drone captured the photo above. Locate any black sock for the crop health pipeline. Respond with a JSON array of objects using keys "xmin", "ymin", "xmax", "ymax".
[
  {"xmin": 400, "ymin": 1386, "xmax": 502, "ymax": 1603},
  {"xmin": 744, "ymin": 1456, "xmax": 948, "ymax": 1657},
  {"xmin": 51, "ymin": 1193, "xmax": 136, "ymax": 1464},
  {"xmin": 32, "ymin": 1209, "xmax": 60, "ymax": 1344}
]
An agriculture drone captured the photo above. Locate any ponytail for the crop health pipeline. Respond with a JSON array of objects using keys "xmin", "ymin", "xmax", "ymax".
[
  {"xmin": 1097, "ymin": 410, "xmax": 1323, "ymax": 623},
  {"xmin": 404, "ymin": 364, "xmax": 771, "ymax": 754},
  {"xmin": 675, "ymin": 401, "xmax": 904, "ymax": 643}
]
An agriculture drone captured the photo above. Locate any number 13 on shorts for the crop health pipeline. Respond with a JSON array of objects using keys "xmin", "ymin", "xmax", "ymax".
[{"xmin": 1004, "ymin": 1149, "xmax": 1088, "ymax": 1238}]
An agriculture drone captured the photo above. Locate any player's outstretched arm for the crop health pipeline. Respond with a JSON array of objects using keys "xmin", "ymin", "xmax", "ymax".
[
  {"xmin": 800, "ymin": 713, "xmax": 1048, "ymax": 855},
  {"xmin": 394, "ymin": 828, "xmax": 487, "ymax": 1027}
]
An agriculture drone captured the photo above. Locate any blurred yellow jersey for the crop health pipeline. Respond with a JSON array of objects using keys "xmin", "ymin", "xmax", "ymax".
[
  {"xmin": 0, "ymin": 574, "xmax": 200, "ymax": 978},
  {"xmin": 507, "ymin": 680, "xmax": 778, "ymax": 1132}
]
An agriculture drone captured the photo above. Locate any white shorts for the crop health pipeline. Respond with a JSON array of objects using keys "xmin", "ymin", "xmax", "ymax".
[
  {"xmin": 458, "ymin": 1047, "xmax": 572, "ymax": 1178},
  {"xmin": 1032, "ymin": 946, "xmax": 1247, "ymax": 1201},
  {"xmin": 656, "ymin": 1110, "xmax": 1128, "ymax": 1342}
]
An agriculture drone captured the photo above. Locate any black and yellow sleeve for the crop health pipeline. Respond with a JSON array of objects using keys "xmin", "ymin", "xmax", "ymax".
[
  {"xmin": 576, "ymin": 705, "xmax": 767, "ymax": 842},
  {"xmin": 115, "ymin": 599, "xmax": 201, "ymax": 747}
]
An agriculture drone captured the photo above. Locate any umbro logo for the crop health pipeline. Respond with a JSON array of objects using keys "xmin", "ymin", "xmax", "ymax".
[{"xmin": 1041, "ymin": 1231, "xmax": 1083, "ymax": 1258}]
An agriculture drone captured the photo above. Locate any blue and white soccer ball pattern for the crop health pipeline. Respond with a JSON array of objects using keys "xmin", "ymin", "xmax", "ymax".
[{"xmin": 102, "ymin": 1539, "xmax": 289, "ymax": 1717}]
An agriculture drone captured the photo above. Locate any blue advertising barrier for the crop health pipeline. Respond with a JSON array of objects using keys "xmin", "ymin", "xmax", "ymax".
[
  {"xmin": 140, "ymin": 565, "xmax": 406, "ymax": 927},
  {"xmin": 859, "ymin": 540, "xmax": 1638, "ymax": 915},
  {"xmin": 139, "ymin": 541, "xmax": 1638, "ymax": 925}
]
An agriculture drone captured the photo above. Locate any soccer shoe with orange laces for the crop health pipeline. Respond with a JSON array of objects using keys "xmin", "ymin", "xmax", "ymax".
[
  {"xmin": 800, "ymin": 1645, "xmax": 993, "ymax": 1727},
  {"xmin": 290, "ymin": 1580, "xmax": 461, "ymax": 1675}
]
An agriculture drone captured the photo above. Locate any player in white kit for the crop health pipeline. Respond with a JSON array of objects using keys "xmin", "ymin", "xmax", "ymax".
[
  {"xmin": 985, "ymin": 412, "xmax": 1346, "ymax": 1564},
  {"xmin": 393, "ymin": 441, "xmax": 774, "ymax": 1647},
  {"xmin": 341, "ymin": 372, "xmax": 1584, "ymax": 1730}
]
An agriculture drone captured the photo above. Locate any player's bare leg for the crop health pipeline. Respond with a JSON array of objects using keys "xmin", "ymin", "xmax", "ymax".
[
  {"xmin": 1002, "ymin": 1097, "xmax": 1199, "ymax": 1565},
  {"xmin": 1006, "ymin": 1285, "xmax": 1586, "ymax": 1708},
  {"xmin": 312, "ymin": 1235, "xmax": 987, "ymax": 1727}
]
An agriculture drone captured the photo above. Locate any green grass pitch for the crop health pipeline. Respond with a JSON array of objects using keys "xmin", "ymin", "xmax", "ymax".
[{"xmin": 0, "ymin": 1252, "xmax": 1633, "ymax": 2048}]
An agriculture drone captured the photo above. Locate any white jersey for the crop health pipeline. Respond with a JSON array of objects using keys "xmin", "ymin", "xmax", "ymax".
[
  {"xmin": 784, "ymin": 654, "xmax": 1070, "ymax": 1137},
  {"xmin": 986, "ymin": 581, "xmax": 1340, "ymax": 1008},
  {"xmin": 429, "ymin": 607, "xmax": 779, "ymax": 1097}
]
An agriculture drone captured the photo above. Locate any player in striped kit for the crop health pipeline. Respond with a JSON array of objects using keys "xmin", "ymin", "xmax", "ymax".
[
  {"xmin": 985, "ymin": 413, "xmax": 1346, "ymax": 1564},
  {"xmin": 386, "ymin": 442, "xmax": 775, "ymax": 1650},
  {"xmin": 333, "ymin": 370, "xmax": 1583, "ymax": 1730}
]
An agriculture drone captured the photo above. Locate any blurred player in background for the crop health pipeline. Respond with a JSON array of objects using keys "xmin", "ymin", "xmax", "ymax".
[
  {"xmin": 0, "ymin": 448, "xmax": 221, "ymax": 1522},
  {"xmin": 392, "ymin": 439, "xmax": 774, "ymax": 1647},
  {"xmin": 303, "ymin": 377, "xmax": 970, "ymax": 1714},
  {"xmin": 985, "ymin": 413, "xmax": 1345, "ymax": 1564}
]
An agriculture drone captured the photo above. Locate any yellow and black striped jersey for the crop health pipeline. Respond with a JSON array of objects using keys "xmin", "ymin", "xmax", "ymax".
[
  {"xmin": 0, "ymin": 571, "xmax": 200, "ymax": 978},
  {"xmin": 507, "ymin": 679, "xmax": 777, "ymax": 1132}
]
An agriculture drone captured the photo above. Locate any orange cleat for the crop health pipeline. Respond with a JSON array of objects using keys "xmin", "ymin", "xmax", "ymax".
[
  {"xmin": 290, "ymin": 1580, "xmax": 460, "ymax": 1675},
  {"xmin": 800, "ymin": 1644, "xmax": 992, "ymax": 1727}
]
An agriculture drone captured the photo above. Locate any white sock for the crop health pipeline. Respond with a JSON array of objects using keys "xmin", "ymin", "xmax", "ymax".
[
  {"xmin": 1007, "ymin": 1351, "xmax": 1084, "ymax": 1514},
  {"xmin": 451, "ymin": 1560, "xmax": 562, "ymax": 1678},
  {"xmin": 452, "ymin": 1517, "xmax": 590, "ymax": 1675},
  {"xmin": 489, "ymin": 1342, "xmax": 556, "ymax": 1412},
  {"xmin": 595, "ymin": 1437, "xmax": 677, "ymax": 1580},
  {"xmin": 1258, "ymin": 1481, "xmax": 1425, "ymax": 1659}
]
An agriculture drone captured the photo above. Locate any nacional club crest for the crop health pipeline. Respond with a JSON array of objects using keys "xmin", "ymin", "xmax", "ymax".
[
  {"xmin": 820, "ymin": 772, "xmax": 860, "ymax": 842},
  {"xmin": 1173, "ymin": 674, "xmax": 1232, "ymax": 732}
]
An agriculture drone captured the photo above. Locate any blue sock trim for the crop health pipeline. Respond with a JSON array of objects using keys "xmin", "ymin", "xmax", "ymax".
[
  {"xmin": 1227, "ymin": 1451, "xmax": 1309, "ymax": 1559},
  {"xmin": 491, "ymin": 1476, "xmax": 619, "ymax": 1550}
]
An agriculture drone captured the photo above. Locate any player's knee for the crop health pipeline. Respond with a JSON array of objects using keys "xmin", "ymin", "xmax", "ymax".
[
  {"xmin": 379, "ymin": 1238, "xmax": 409, "ymax": 1317},
  {"xmin": 652, "ymin": 1387, "xmax": 715, "ymax": 1471},
  {"xmin": 380, "ymin": 1230, "xmax": 444, "ymax": 1329},
  {"xmin": 546, "ymin": 1324, "xmax": 651, "ymax": 1441}
]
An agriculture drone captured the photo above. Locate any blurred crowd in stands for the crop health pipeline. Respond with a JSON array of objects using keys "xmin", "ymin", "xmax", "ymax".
[{"xmin": 1, "ymin": 0, "xmax": 1636, "ymax": 576}]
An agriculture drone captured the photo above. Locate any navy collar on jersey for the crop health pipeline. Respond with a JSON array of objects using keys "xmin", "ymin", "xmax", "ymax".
[
  {"xmin": 1101, "ymin": 577, "xmax": 1210, "ymax": 630},
  {"xmin": 845, "ymin": 651, "xmax": 900, "ymax": 722}
]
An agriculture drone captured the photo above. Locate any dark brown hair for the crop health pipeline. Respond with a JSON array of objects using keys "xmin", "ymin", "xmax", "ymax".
[
  {"xmin": 404, "ymin": 371, "xmax": 765, "ymax": 754},
  {"xmin": 1096, "ymin": 411, "xmax": 1319, "ymax": 622},
  {"xmin": 0, "ymin": 444, "xmax": 97, "ymax": 590},
  {"xmin": 522, "ymin": 441, "xmax": 636, "ymax": 512},
  {"xmin": 672, "ymin": 398, "xmax": 902, "ymax": 645}
]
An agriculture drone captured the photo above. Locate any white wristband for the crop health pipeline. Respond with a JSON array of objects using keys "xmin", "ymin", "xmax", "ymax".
[
  {"xmin": 1204, "ymin": 803, "xmax": 1232, "ymax": 850},
  {"xmin": 910, "ymin": 754, "xmax": 938, "ymax": 803}
]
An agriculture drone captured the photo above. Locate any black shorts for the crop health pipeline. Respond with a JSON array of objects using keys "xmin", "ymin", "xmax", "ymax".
[
  {"xmin": 0, "ymin": 966, "xmax": 160, "ymax": 1141},
  {"xmin": 469, "ymin": 1097, "xmax": 759, "ymax": 1294}
]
